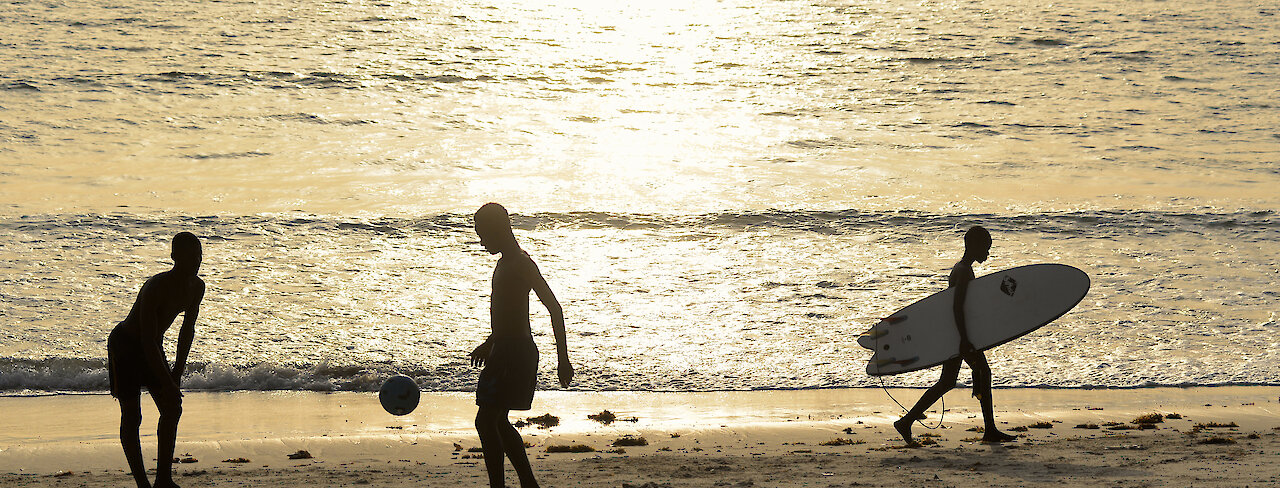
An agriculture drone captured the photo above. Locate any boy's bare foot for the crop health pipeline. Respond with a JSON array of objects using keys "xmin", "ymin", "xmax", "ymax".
[
  {"xmin": 981, "ymin": 429, "xmax": 1017, "ymax": 443},
  {"xmin": 153, "ymin": 479, "xmax": 181, "ymax": 488},
  {"xmin": 894, "ymin": 414, "xmax": 924, "ymax": 446}
]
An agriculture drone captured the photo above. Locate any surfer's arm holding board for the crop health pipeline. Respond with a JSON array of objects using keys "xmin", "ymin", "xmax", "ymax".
[{"xmin": 949, "ymin": 263, "xmax": 977, "ymax": 356}]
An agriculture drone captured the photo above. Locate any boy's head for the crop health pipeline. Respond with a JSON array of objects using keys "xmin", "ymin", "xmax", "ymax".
[
  {"xmin": 963, "ymin": 225, "xmax": 991, "ymax": 263},
  {"xmin": 474, "ymin": 203, "xmax": 517, "ymax": 255},
  {"xmin": 172, "ymin": 232, "xmax": 202, "ymax": 273}
]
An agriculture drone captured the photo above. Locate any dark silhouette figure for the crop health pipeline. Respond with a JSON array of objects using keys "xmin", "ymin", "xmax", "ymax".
[
  {"xmin": 108, "ymin": 232, "xmax": 205, "ymax": 488},
  {"xmin": 468, "ymin": 203, "xmax": 572, "ymax": 488},
  {"xmin": 894, "ymin": 226, "xmax": 1016, "ymax": 446}
]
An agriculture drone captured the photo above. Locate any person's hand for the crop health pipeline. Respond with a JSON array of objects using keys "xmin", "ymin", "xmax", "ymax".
[
  {"xmin": 960, "ymin": 339, "xmax": 976, "ymax": 356},
  {"xmin": 557, "ymin": 357, "xmax": 574, "ymax": 388},
  {"xmin": 470, "ymin": 342, "xmax": 493, "ymax": 367}
]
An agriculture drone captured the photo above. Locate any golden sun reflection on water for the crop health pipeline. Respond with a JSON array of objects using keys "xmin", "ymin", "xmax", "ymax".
[{"xmin": 453, "ymin": 0, "xmax": 789, "ymax": 208}]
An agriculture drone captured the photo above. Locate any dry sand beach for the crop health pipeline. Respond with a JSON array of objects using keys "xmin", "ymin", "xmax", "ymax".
[{"xmin": 3, "ymin": 387, "xmax": 1276, "ymax": 487}]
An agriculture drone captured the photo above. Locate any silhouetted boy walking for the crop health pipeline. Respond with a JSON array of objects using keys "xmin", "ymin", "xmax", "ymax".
[{"xmin": 895, "ymin": 226, "xmax": 1016, "ymax": 445}]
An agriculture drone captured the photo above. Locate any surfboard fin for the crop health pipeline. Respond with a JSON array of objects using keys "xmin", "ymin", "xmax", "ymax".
[
  {"xmin": 860, "ymin": 328, "xmax": 889, "ymax": 340},
  {"xmin": 872, "ymin": 356, "xmax": 919, "ymax": 368},
  {"xmin": 880, "ymin": 315, "xmax": 908, "ymax": 325}
]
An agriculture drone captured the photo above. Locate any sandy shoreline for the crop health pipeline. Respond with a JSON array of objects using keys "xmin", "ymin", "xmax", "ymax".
[{"xmin": 2, "ymin": 387, "xmax": 1276, "ymax": 486}]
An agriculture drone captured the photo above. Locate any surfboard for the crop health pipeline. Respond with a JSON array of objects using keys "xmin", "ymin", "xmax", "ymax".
[{"xmin": 858, "ymin": 263, "xmax": 1089, "ymax": 376}]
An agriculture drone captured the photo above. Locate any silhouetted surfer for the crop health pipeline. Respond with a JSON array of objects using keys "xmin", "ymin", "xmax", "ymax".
[
  {"xmin": 469, "ymin": 203, "xmax": 572, "ymax": 488},
  {"xmin": 894, "ymin": 226, "xmax": 1016, "ymax": 445},
  {"xmin": 108, "ymin": 232, "xmax": 205, "ymax": 488}
]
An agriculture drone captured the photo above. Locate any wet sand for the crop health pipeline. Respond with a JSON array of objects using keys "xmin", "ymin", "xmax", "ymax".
[{"xmin": 2, "ymin": 387, "xmax": 1276, "ymax": 486}]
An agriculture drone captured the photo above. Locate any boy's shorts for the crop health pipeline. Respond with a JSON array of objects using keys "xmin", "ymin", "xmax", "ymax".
[
  {"xmin": 107, "ymin": 324, "xmax": 162, "ymax": 398},
  {"xmin": 476, "ymin": 336, "xmax": 539, "ymax": 411}
]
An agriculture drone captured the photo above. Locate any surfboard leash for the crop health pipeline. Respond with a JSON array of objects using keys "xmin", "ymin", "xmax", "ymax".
[
  {"xmin": 876, "ymin": 374, "xmax": 945, "ymax": 430},
  {"xmin": 872, "ymin": 328, "xmax": 945, "ymax": 430}
]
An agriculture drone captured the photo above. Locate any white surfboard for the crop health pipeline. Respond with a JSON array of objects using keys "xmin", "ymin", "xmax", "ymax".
[{"xmin": 858, "ymin": 264, "xmax": 1089, "ymax": 376}]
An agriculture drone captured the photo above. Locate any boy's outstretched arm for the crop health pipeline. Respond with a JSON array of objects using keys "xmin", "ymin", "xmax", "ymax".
[
  {"xmin": 528, "ymin": 261, "xmax": 572, "ymax": 387},
  {"xmin": 171, "ymin": 281, "xmax": 204, "ymax": 383}
]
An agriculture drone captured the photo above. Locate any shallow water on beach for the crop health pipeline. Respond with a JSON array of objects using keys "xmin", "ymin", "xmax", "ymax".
[{"xmin": 1, "ymin": 0, "xmax": 1278, "ymax": 392}]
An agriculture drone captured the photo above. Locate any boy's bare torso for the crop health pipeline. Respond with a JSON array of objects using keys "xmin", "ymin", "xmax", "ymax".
[
  {"xmin": 118, "ymin": 271, "xmax": 204, "ymax": 340},
  {"xmin": 490, "ymin": 253, "xmax": 533, "ymax": 337}
]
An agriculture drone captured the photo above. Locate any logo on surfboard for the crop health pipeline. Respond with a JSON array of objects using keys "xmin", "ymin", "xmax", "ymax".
[{"xmin": 1000, "ymin": 275, "xmax": 1017, "ymax": 297}]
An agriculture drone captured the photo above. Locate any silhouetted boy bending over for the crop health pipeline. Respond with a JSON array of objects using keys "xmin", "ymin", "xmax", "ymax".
[
  {"xmin": 469, "ymin": 203, "xmax": 572, "ymax": 488},
  {"xmin": 108, "ymin": 232, "xmax": 205, "ymax": 488},
  {"xmin": 894, "ymin": 226, "xmax": 1016, "ymax": 446}
]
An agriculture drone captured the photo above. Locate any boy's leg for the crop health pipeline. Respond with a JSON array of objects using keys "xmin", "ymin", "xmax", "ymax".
[
  {"xmin": 965, "ymin": 353, "xmax": 1014, "ymax": 442},
  {"xmin": 497, "ymin": 416, "xmax": 538, "ymax": 487},
  {"xmin": 117, "ymin": 394, "xmax": 151, "ymax": 488},
  {"xmin": 895, "ymin": 359, "xmax": 960, "ymax": 444},
  {"xmin": 476, "ymin": 406, "xmax": 508, "ymax": 488},
  {"xmin": 152, "ymin": 389, "xmax": 183, "ymax": 488}
]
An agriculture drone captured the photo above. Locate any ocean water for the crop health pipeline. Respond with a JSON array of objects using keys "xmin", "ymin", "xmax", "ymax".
[{"xmin": 1, "ymin": 0, "xmax": 1278, "ymax": 393}]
